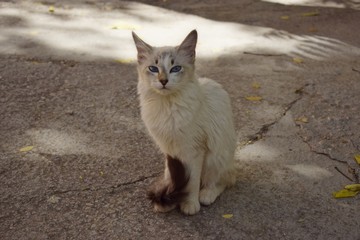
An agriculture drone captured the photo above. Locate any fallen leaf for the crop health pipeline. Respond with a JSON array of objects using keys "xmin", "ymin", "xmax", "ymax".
[
  {"xmin": 211, "ymin": 48, "xmax": 221, "ymax": 53},
  {"xmin": 354, "ymin": 154, "xmax": 360, "ymax": 165},
  {"xmin": 252, "ymin": 82, "xmax": 261, "ymax": 89},
  {"xmin": 344, "ymin": 184, "xmax": 360, "ymax": 192},
  {"xmin": 280, "ymin": 16, "xmax": 289, "ymax": 20},
  {"xmin": 308, "ymin": 27, "xmax": 318, "ymax": 32},
  {"xmin": 48, "ymin": 6, "xmax": 55, "ymax": 13},
  {"xmin": 293, "ymin": 57, "xmax": 304, "ymax": 64},
  {"xmin": 296, "ymin": 116, "xmax": 308, "ymax": 123},
  {"xmin": 20, "ymin": 146, "xmax": 34, "ymax": 152},
  {"xmin": 48, "ymin": 195, "xmax": 60, "ymax": 204},
  {"xmin": 115, "ymin": 59, "xmax": 135, "ymax": 64},
  {"xmin": 222, "ymin": 214, "xmax": 233, "ymax": 219},
  {"xmin": 302, "ymin": 11, "xmax": 319, "ymax": 17},
  {"xmin": 294, "ymin": 88, "xmax": 304, "ymax": 94},
  {"xmin": 110, "ymin": 23, "xmax": 140, "ymax": 30},
  {"xmin": 100, "ymin": 171, "xmax": 104, "ymax": 176},
  {"xmin": 29, "ymin": 31, "xmax": 39, "ymax": 36},
  {"xmin": 297, "ymin": 218, "xmax": 305, "ymax": 223},
  {"xmin": 333, "ymin": 189, "xmax": 359, "ymax": 198},
  {"xmin": 245, "ymin": 96, "xmax": 262, "ymax": 101}
]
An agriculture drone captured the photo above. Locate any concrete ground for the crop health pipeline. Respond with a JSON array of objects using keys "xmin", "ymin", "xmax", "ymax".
[{"xmin": 1, "ymin": 0, "xmax": 359, "ymax": 239}]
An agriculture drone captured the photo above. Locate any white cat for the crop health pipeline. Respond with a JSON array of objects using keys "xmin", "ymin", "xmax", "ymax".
[{"xmin": 132, "ymin": 30, "xmax": 236, "ymax": 215}]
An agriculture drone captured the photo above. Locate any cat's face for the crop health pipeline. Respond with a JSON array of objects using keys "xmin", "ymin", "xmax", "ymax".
[{"xmin": 132, "ymin": 30, "xmax": 197, "ymax": 95}]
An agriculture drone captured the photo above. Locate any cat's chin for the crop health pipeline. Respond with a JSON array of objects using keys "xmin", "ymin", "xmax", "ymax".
[{"xmin": 153, "ymin": 87, "xmax": 174, "ymax": 95}]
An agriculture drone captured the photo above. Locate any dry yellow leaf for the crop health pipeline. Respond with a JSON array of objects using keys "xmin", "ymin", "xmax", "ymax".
[
  {"xmin": 222, "ymin": 214, "xmax": 233, "ymax": 219},
  {"xmin": 211, "ymin": 48, "xmax": 221, "ymax": 53},
  {"xmin": 245, "ymin": 96, "xmax": 262, "ymax": 101},
  {"xmin": 48, "ymin": 6, "xmax": 55, "ymax": 13},
  {"xmin": 354, "ymin": 154, "xmax": 360, "ymax": 165},
  {"xmin": 293, "ymin": 57, "xmax": 304, "ymax": 64},
  {"xmin": 298, "ymin": 218, "xmax": 305, "ymax": 223},
  {"xmin": 344, "ymin": 184, "xmax": 360, "ymax": 192},
  {"xmin": 308, "ymin": 27, "xmax": 318, "ymax": 32},
  {"xmin": 20, "ymin": 146, "xmax": 34, "ymax": 152},
  {"xmin": 48, "ymin": 195, "xmax": 60, "ymax": 204},
  {"xmin": 115, "ymin": 59, "xmax": 135, "ymax": 64},
  {"xmin": 110, "ymin": 23, "xmax": 140, "ymax": 30},
  {"xmin": 280, "ymin": 16, "xmax": 289, "ymax": 20},
  {"xmin": 29, "ymin": 31, "xmax": 39, "ymax": 36},
  {"xmin": 296, "ymin": 116, "xmax": 308, "ymax": 123},
  {"xmin": 333, "ymin": 189, "xmax": 359, "ymax": 198},
  {"xmin": 252, "ymin": 82, "xmax": 261, "ymax": 89}
]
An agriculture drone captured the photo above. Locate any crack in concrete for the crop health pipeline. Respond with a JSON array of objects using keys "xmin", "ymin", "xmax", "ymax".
[
  {"xmin": 246, "ymin": 85, "xmax": 307, "ymax": 144},
  {"xmin": 16, "ymin": 56, "xmax": 78, "ymax": 67},
  {"xmin": 52, "ymin": 172, "xmax": 161, "ymax": 195},
  {"xmin": 52, "ymin": 84, "xmax": 311, "ymax": 195},
  {"xmin": 242, "ymin": 81, "xmax": 349, "ymax": 167},
  {"xmin": 298, "ymin": 135, "xmax": 347, "ymax": 164},
  {"xmin": 298, "ymin": 132, "xmax": 360, "ymax": 182}
]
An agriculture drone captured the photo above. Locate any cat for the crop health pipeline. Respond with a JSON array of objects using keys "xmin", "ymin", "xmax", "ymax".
[{"xmin": 132, "ymin": 30, "xmax": 236, "ymax": 215}]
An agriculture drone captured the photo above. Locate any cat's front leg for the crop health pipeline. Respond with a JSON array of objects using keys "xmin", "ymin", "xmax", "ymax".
[{"xmin": 179, "ymin": 150, "xmax": 204, "ymax": 215}]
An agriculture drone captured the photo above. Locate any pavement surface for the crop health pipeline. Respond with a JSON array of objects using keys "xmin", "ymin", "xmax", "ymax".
[{"xmin": 1, "ymin": 0, "xmax": 360, "ymax": 239}]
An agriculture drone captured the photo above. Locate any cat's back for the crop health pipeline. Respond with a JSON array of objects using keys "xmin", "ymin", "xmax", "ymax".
[
  {"xmin": 198, "ymin": 77, "xmax": 231, "ymax": 104},
  {"xmin": 197, "ymin": 77, "xmax": 236, "ymax": 151}
]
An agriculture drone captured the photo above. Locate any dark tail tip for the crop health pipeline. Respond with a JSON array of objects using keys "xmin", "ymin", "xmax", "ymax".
[{"xmin": 147, "ymin": 155, "xmax": 189, "ymax": 206}]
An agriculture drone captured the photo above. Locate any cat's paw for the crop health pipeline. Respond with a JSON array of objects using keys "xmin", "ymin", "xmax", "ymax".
[
  {"xmin": 199, "ymin": 188, "xmax": 218, "ymax": 206},
  {"xmin": 180, "ymin": 200, "xmax": 200, "ymax": 215}
]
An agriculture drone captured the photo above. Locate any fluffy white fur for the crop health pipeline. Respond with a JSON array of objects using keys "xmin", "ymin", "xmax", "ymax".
[{"xmin": 133, "ymin": 30, "xmax": 236, "ymax": 215}]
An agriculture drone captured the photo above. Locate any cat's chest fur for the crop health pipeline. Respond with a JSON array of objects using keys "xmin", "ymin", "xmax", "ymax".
[{"xmin": 139, "ymin": 83, "xmax": 202, "ymax": 154}]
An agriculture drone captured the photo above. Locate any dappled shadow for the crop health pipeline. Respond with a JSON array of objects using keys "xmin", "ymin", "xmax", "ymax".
[
  {"xmin": 1, "ymin": 1, "xmax": 360, "ymax": 239},
  {"xmin": 234, "ymin": 112, "xmax": 334, "ymax": 183},
  {"xmin": 262, "ymin": 29, "xmax": 353, "ymax": 59},
  {"xmin": 263, "ymin": 0, "xmax": 360, "ymax": 10},
  {"xmin": 0, "ymin": 1, "xmax": 359, "ymax": 62}
]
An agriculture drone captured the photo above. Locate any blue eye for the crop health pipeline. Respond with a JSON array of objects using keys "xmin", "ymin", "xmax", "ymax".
[
  {"xmin": 170, "ymin": 65, "xmax": 182, "ymax": 73},
  {"xmin": 148, "ymin": 66, "xmax": 159, "ymax": 73}
]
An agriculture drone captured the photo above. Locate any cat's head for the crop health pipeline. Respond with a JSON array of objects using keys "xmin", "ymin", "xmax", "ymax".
[{"xmin": 132, "ymin": 30, "xmax": 197, "ymax": 95}]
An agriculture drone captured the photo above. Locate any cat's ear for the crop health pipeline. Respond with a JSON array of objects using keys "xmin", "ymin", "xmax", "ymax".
[
  {"xmin": 132, "ymin": 32, "xmax": 153, "ymax": 64},
  {"xmin": 177, "ymin": 30, "xmax": 197, "ymax": 64}
]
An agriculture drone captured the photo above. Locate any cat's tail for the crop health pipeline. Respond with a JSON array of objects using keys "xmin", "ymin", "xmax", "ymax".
[{"xmin": 147, "ymin": 155, "xmax": 189, "ymax": 209}]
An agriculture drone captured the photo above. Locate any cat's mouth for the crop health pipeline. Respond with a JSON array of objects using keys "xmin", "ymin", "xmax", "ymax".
[{"xmin": 155, "ymin": 86, "xmax": 172, "ymax": 95}]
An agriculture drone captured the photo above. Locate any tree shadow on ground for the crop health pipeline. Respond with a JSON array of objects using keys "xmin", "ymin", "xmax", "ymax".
[
  {"xmin": 0, "ymin": 0, "xmax": 359, "ymax": 62},
  {"xmin": 1, "ymin": 1, "xmax": 360, "ymax": 239}
]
